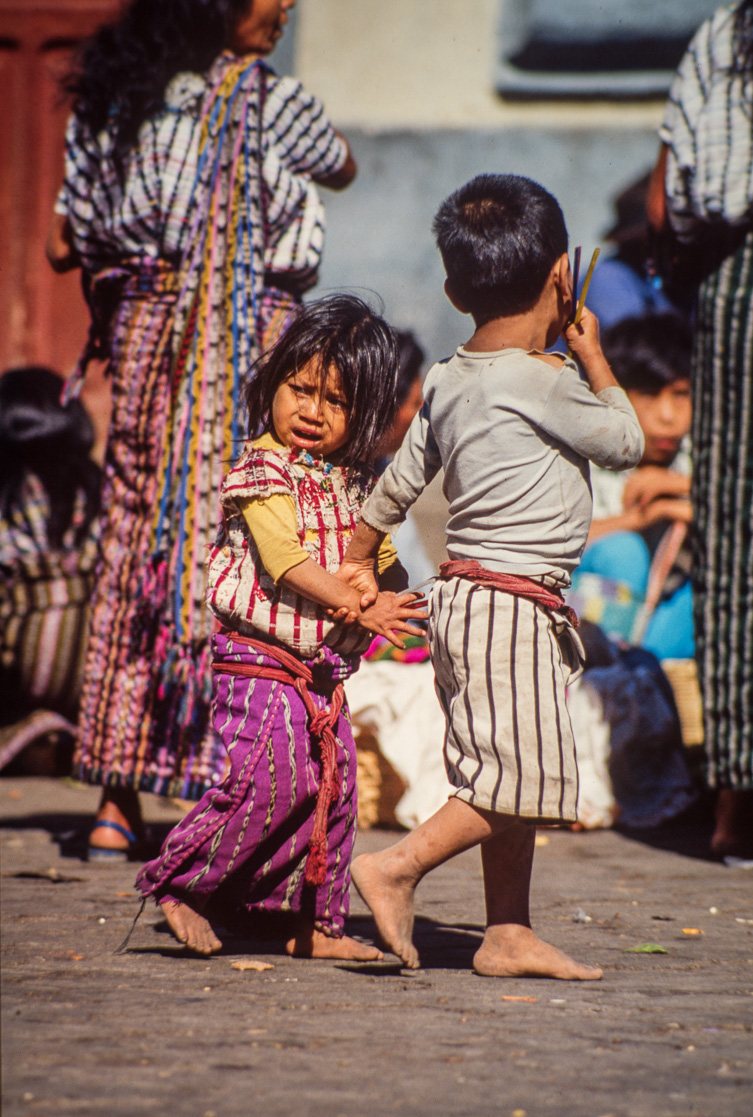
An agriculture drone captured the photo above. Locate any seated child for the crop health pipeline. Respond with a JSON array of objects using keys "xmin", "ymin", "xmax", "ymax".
[
  {"xmin": 0, "ymin": 366, "xmax": 101, "ymax": 773},
  {"xmin": 574, "ymin": 313, "xmax": 693, "ymax": 659},
  {"xmin": 339, "ymin": 173, "xmax": 644, "ymax": 977},
  {"xmin": 135, "ymin": 296, "xmax": 425, "ymax": 958}
]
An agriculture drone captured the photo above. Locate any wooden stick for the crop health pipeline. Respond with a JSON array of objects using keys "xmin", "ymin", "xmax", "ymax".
[
  {"xmin": 566, "ymin": 246, "xmax": 600, "ymax": 359},
  {"xmin": 573, "ymin": 246, "xmax": 600, "ymax": 325},
  {"xmin": 570, "ymin": 246, "xmax": 581, "ymax": 324}
]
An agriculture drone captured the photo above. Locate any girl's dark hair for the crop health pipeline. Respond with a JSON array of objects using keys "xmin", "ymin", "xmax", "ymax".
[
  {"xmin": 433, "ymin": 174, "xmax": 568, "ymax": 324},
  {"xmin": 601, "ymin": 314, "xmax": 692, "ymax": 394},
  {"xmin": 0, "ymin": 367, "xmax": 101, "ymax": 548},
  {"xmin": 65, "ymin": 0, "xmax": 251, "ymax": 167},
  {"xmin": 243, "ymin": 295, "xmax": 400, "ymax": 466}
]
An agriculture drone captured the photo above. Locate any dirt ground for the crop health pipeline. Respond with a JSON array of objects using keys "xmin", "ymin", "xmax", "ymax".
[{"xmin": 1, "ymin": 776, "xmax": 752, "ymax": 1117}]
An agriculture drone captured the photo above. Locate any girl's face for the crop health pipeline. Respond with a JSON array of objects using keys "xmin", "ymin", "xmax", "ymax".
[
  {"xmin": 271, "ymin": 360, "xmax": 350, "ymax": 458},
  {"xmin": 628, "ymin": 379, "xmax": 691, "ymax": 466},
  {"xmin": 228, "ymin": 0, "xmax": 295, "ymax": 57}
]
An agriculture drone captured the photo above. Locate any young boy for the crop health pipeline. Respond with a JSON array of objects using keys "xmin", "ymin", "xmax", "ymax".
[
  {"xmin": 576, "ymin": 312, "xmax": 693, "ymax": 659},
  {"xmin": 339, "ymin": 174, "xmax": 644, "ymax": 978}
]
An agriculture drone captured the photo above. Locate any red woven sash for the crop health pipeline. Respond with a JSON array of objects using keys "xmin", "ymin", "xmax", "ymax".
[{"xmin": 439, "ymin": 560, "xmax": 579, "ymax": 627}]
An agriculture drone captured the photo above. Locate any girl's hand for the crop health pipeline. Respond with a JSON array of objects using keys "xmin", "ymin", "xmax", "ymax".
[{"xmin": 358, "ymin": 591, "xmax": 427, "ymax": 649}]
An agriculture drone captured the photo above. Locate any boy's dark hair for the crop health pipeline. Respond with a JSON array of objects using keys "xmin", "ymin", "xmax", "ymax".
[
  {"xmin": 395, "ymin": 331, "xmax": 425, "ymax": 406},
  {"xmin": 432, "ymin": 173, "xmax": 568, "ymax": 323},
  {"xmin": 601, "ymin": 314, "xmax": 692, "ymax": 394},
  {"xmin": 243, "ymin": 295, "xmax": 400, "ymax": 466}
]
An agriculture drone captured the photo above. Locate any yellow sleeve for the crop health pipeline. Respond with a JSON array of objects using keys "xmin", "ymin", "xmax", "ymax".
[
  {"xmin": 376, "ymin": 534, "xmax": 398, "ymax": 574},
  {"xmin": 237, "ymin": 494, "xmax": 310, "ymax": 583}
]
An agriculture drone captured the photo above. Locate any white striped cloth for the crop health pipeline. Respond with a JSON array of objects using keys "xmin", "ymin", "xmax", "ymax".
[
  {"xmin": 660, "ymin": 2, "xmax": 753, "ymax": 241},
  {"xmin": 428, "ymin": 577, "xmax": 581, "ymax": 823},
  {"xmin": 55, "ymin": 56, "xmax": 347, "ymax": 282}
]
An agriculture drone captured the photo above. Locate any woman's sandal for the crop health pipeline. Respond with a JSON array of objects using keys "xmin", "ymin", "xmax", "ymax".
[{"xmin": 87, "ymin": 820, "xmax": 138, "ymax": 862}]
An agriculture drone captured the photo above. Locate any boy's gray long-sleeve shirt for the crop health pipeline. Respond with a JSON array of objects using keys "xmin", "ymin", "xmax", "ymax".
[{"xmin": 362, "ymin": 347, "xmax": 645, "ymax": 583}]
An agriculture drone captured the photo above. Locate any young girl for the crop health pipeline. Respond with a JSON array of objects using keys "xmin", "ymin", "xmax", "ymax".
[{"xmin": 135, "ymin": 296, "xmax": 425, "ymax": 959}]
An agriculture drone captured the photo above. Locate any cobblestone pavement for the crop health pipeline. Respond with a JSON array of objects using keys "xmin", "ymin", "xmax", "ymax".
[{"xmin": 2, "ymin": 776, "xmax": 752, "ymax": 1117}]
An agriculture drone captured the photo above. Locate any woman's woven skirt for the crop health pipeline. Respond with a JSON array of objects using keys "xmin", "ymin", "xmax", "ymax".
[{"xmin": 691, "ymin": 229, "xmax": 753, "ymax": 790}]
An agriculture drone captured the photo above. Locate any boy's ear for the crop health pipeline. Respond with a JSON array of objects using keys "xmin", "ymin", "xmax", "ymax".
[
  {"xmin": 552, "ymin": 252, "xmax": 571, "ymax": 296},
  {"xmin": 444, "ymin": 279, "xmax": 470, "ymax": 314}
]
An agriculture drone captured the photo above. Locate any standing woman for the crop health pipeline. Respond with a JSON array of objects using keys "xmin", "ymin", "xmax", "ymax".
[
  {"xmin": 46, "ymin": 0, "xmax": 356, "ymax": 858},
  {"xmin": 648, "ymin": 1, "xmax": 753, "ymax": 858}
]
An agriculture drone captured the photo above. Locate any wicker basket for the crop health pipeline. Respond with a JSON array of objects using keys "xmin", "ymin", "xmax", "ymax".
[
  {"xmin": 354, "ymin": 729, "xmax": 407, "ymax": 829},
  {"xmin": 661, "ymin": 658, "xmax": 704, "ymax": 748}
]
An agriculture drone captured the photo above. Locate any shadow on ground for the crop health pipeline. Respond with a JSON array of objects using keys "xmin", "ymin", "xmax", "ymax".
[
  {"xmin": 0, "ymin": 810, "xmax": 175, "ymax": 861},
  {"xmin": 614, "ymin": 793, "xmax": 717, "ymax": 862}
]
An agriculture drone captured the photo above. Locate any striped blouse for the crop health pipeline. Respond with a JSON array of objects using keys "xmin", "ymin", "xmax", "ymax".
[
  {"xmin": 660, "ymin": 2, "xmax": 753, "ymax": 240},
  {"xmin": 207, "ymin": 442, "xmax": 378, "ymax": 658},
  {"xmin": 55, "ymin": 55, "xmax": 348, "ymax": 282}
]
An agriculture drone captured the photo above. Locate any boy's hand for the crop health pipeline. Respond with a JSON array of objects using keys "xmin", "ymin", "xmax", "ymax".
[
  {"xmin": 358, "ymin": 591, "xmax": 427, "ymax": 649},
  {"xmin": 563, "ymin": 307, "xmax": 618, "ymax": 394},
  {"xmin": 563, "ymin": 306, "xmax": 602, "ymax": 364},
  {"xmin": 335, "ymin": 558, "xmax": 379, "ymax": 608}
]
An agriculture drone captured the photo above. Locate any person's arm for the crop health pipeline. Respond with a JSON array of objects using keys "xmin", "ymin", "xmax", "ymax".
[
  {"xmin": 46, "ymin": 212, "xmax": 80, "ymax": 274},
  {"xmin": 542, "ymin": 310, "xmax": 645, "ymax": 471},
  {"xmin": 265, "ymin": 76, "xmax": 356, "ymax": 189},
  {"xmin": 238, "ymin": 493, "xmax": 424, "ymax": 646},
  {"xmin": 647, "ymin": 143, "xmax": 669, "ymax": 233},
  {"xmin": 312, "ymin": 132, "xmax": 357, "ymax": 190},
  {"xmin": 622, "ymin": 466, "xmax": 690, "ymax": 510},
  {"xmin": 280, "ymin": 559, "xmax": 425, "ymax": 648},
  {"xmin": 562, "ymin": 306, "xmax": 618, "ymax": 394},
  {"xmin": 337, "ymin": 403, "xmax": 441, "ymax": 602}
]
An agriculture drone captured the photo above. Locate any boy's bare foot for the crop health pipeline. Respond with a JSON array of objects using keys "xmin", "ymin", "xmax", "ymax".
[
  {"xmin": 473, "ymin": 924, "xmax": 602, "ymax": 981},
  {"xmin": 351, "ymin": 852, "xmax": 420, "ymax": 969},
  {"xmin": 285, "ymin": 928, "xmax": 383, "ymax": 961},
  {"xmin": 160, "ymin": 899, "xmax": 223, "ymax": 955}
]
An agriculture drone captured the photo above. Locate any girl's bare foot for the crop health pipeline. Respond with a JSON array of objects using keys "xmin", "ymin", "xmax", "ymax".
[
  {"xmin": 473, "ymin": 924, "xmax": 602, "ymax": 980},
  {"xmin": 351, "ymin": 852, "xmax": 420, "ymax": 969},
  {"xmin": 285, "ymin": 928, "xmax": 383, "ymax": 960},
  {"xmin": 160, "ymin": 900, "xmax": 223, "ymax": 955}
]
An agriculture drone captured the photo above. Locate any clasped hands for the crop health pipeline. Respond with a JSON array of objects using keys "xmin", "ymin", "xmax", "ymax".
[{"xmin": 330, "ymin": 557, "xmax": 427, "ymax": 649}]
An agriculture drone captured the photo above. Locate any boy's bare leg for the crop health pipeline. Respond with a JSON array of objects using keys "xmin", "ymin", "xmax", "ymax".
[
  {"xmin": 160, "ymin": 899, "xmax": 223, "ymax": 955},
  {"xmin": 473, "ymin": 823, "xmax": 602, "ymax": 980},
  {"xmin": 285, "ymin": 922, "xmax": 384, "ymax": 961},
  {"xmin": 351, "ymin": 797, "xmax": 510, "ymax": 968}
]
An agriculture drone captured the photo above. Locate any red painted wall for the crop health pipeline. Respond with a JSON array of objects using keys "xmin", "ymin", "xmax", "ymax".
[{"xmin": 0, "ymin": 1, "xmax": 118, "ymax": 440}]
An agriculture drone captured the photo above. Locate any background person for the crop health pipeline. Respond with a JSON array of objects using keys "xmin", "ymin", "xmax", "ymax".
[
  {"xmin": 0, "ymin": 367, "xmax": 100, "ymax": 773},
  {"xmin": 46, "ymin": 0, "xmax": 356, "ymax": 859},
  {"xmin": 648, "ymin": 0, "xmax": 753, "ymax": 859}
]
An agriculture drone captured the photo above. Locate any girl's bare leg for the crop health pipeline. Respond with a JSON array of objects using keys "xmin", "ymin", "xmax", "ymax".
[
  {"xmin": 351, "ymin": 797, "xmax": 510, "ymax": 968},
  {"xmin": 473, "ymin": 823, "xmax": 602, "ymax": 980}
]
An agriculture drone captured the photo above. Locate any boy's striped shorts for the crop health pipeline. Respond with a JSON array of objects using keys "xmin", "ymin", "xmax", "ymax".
[{"xmin": 428, "ymin": 576, "xmax": 581, "ymax": 824}]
